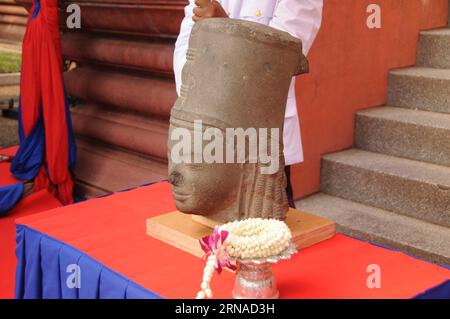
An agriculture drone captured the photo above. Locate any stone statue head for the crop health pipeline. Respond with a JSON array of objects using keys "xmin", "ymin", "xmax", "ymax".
[{"xmin": 168, "ymin": 18, "xmax": 309, "ymax": 222}]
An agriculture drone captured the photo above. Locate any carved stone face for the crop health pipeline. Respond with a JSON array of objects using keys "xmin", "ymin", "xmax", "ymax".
[
  {"xmin": 167, "ymin": 18, "xmax": 308, "ymax": 222},
  {"xmin": 168, "ymin": 158, "xmax": 242, "ymax": 219},
  {"xmin": 168, "ymin": 162, "xmax": 231, "ymax": 211},
  {"xmin": 167, "ymin": 116, "xmax": 288, "ymax": 222}
]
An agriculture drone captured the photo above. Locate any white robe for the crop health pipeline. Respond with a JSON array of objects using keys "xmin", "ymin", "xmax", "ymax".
[{"xmin": 174, "ymin": 0, "xmax": 323, "ymax": 165}]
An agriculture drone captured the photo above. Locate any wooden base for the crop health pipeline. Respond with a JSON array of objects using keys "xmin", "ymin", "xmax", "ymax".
[{"xmin": 146, "ymin": 209, "xmax": 335, "ymax": 258}]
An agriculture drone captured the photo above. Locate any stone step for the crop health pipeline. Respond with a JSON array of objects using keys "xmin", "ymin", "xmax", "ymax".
[
  {"xmin": 64, "ymin": 67, "xmax": 177, "ymax": 118},
  {"xmin": 321, "ymin": 149, "xmax": 450, "ymax": 227},
  {"xmin": 74, "ymin": 138, "xmax": 167, "ymax": 198},
  {"xmin": 0, "ymin": 73, "xmax": 20, "ymax": 99},
  {"xmin": 0, "ymin": 14, "xmax": 27, "ymax": 32},
  {"xmin": 62, "ymin": 33, "xmax": 175, "ymax": 76},
  {"xmin": 0, "ymin": 72, "xmax": 20, "ymax": 86},
  {"xmin": 0, "ymin": 96, "xmax": 17, "ymax": 107},
  {"xmin": 297, "ymin": 193, "xmax": 450, "ymax": 266},
  {"xmin": 417, "ymin": 28, "xmax": 450, "ymax": 69},
  {"xmin": 71, "ymin": 104, "xmax": 169, "ymax": 160},
  {"xmin": 0, "ymin": 84, "xmax": 19, "ymax": 99},
  {"xmin": 387, "ymin": 67, "xmax": 450, "ymax": 114},
  {"xmin": 0, "ymin": 4, "xmax": 28, "ymax": 16},
  {"xmin": 355, "ymin": 106, "xmax": 450, "ymax": 167},
  {"xmin": 59, "ymin": 1, "xmax": 185, "ymax": 39}
]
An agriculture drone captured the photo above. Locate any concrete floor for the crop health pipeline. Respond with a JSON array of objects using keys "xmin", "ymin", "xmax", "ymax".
[{"xmin": 0, "ymin": 117, "xmax": 18, "ymax": 148}]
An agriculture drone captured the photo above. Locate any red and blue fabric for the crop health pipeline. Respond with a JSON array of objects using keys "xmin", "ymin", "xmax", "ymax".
[{"xmin": 0, "ymin": 0, "xmax": 76, "ymax": 215}]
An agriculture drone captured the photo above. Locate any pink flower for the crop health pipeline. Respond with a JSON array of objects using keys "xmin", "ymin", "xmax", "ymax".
[{"xmin": 199, "ymin": 226, "xmax": 236, "ymax": 273}]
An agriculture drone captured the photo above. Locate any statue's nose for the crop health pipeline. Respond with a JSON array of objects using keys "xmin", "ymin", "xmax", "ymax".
[{"xmin": 168, "ymin": 171, "xmax": 183, "ymax": 186}]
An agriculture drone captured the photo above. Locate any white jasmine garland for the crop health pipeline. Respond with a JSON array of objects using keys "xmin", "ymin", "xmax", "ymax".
[
  {"xmin": 196, "ymin": 218, "xmax": 292, "ymax": 299},
  {"xmin": 221, "ymin": 218, "xmax": 292, "ymax": 259}
]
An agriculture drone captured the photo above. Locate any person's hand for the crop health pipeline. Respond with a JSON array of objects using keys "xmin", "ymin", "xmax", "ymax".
[{"xmin": 193, "ymin": 0, "xmax": 229, "ymax": 22}]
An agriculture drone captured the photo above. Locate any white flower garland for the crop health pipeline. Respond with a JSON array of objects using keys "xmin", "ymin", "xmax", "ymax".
[
  {"xmin": 196, "ymin": 254, "xmax": 216, "ymax": 299},
  {"xmin": 196, "ymin": 218, "xmax": 292, "ymax": 299},
  {"xmin": 221, "ymin": 218, "xmax": 292, "ymax": 259}
]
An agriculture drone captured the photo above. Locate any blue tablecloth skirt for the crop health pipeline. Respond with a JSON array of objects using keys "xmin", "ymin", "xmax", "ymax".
[{"xmin": 15, "ymin": 224, "xmax": 160, "ymax": 299}]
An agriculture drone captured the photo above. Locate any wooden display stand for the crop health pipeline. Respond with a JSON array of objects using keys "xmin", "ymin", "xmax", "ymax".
[{"xmin": 146, "ymin": 208, "xmax": 335, "ymax": 258}]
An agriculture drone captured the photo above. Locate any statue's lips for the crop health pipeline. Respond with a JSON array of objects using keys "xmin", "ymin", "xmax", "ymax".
[{"xmin": 173, "ymin": 191, "xmax": 192, "ymax": 201}]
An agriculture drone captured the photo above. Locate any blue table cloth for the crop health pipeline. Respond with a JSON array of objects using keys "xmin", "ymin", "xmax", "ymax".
[{"xmin": 15, "ymin": 225, "xmax": 160, "ymax": 299}]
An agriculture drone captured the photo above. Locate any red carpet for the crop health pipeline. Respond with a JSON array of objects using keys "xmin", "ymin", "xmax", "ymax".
[
  {"xmin": 16, "ymin": 182, "xmax": 450, "ymax": 299},
  {"xmin": 0, "ymin": 147, "xmax": 61, "ymax": 299}
]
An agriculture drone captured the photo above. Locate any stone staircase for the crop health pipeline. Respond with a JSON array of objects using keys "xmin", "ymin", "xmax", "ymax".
[{"xmin": 298, "ymin": 26, "xmax": 450, "ymax": 265}]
